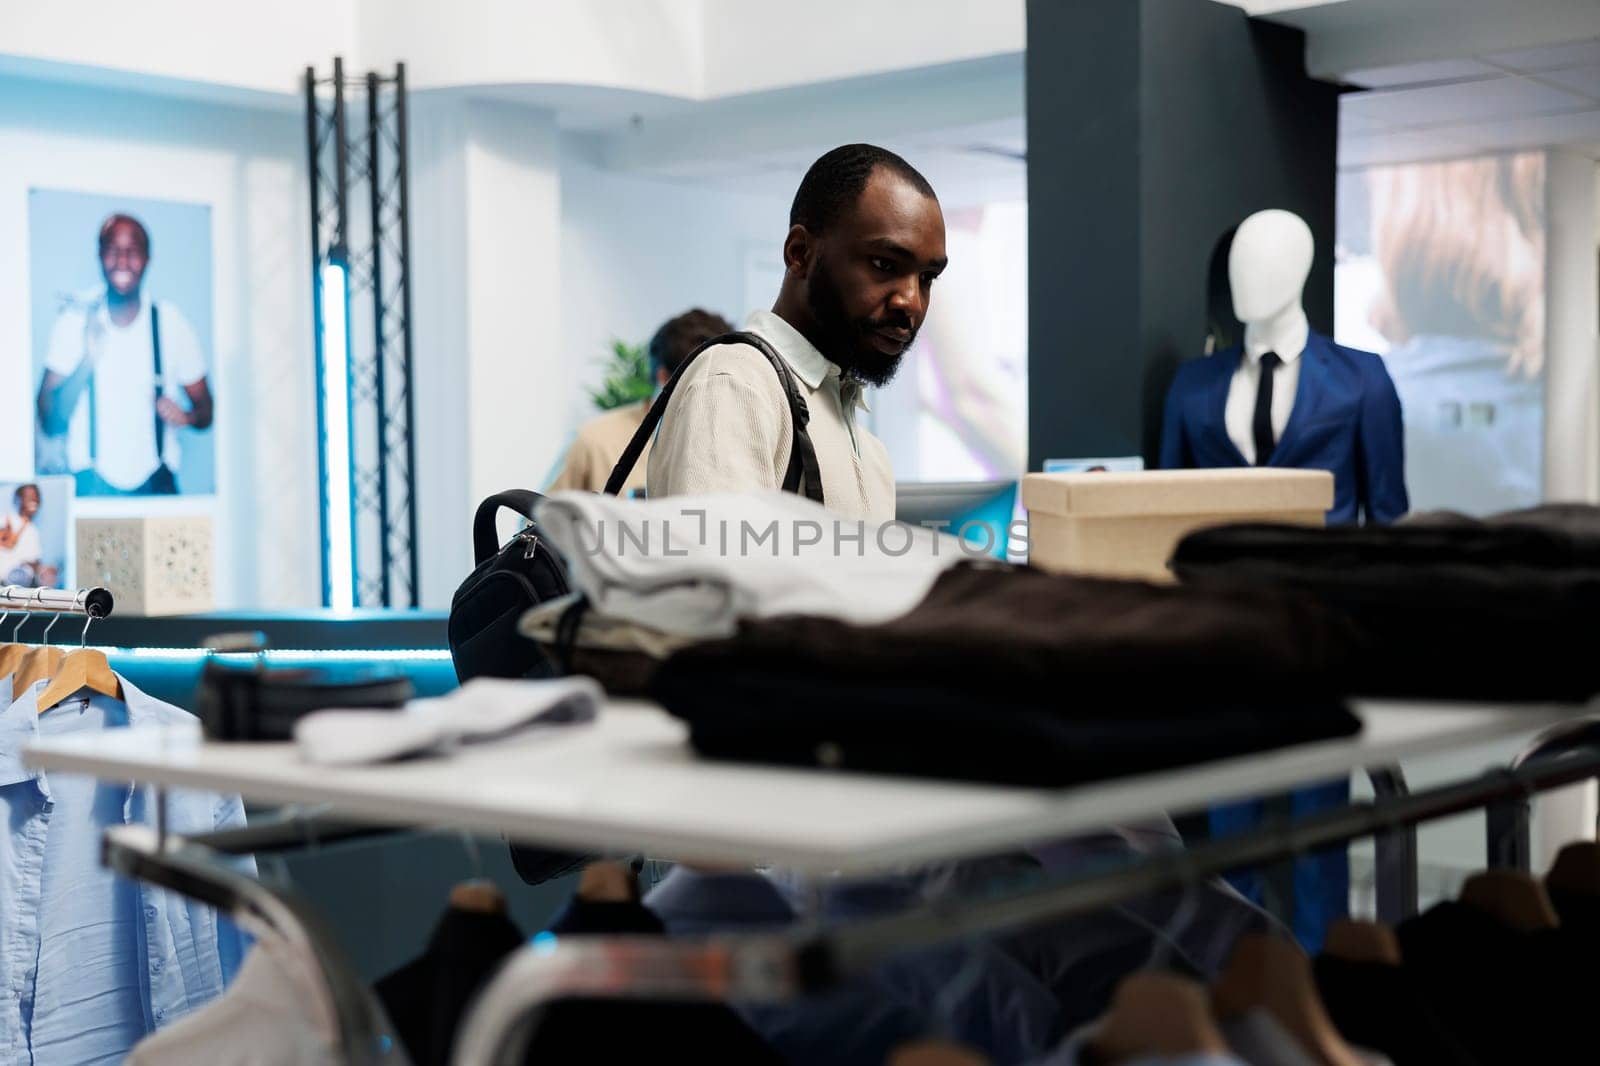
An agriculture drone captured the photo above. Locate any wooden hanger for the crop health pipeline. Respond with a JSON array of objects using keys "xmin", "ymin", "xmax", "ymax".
[
  {"xmin": 35, "ymin": 610, "xmax": 119, "ymax": 711},
  {"xmin": 12, "ymin": 646, "xmax": 65, "ymax": 693},
  {"xmin": 1321, "ymin": 918, "xmax": 1402, "ymax": 965},
  {"xmin": 447, "ymin": 879, "xmax": 508, "ymax": 915},
  {"xmin": 1545, "ymin": 842, "xmax": 1600, "ymax": 898},
  {"xmin": 0, "ymin": 607, "xmax": 32, "ymax": 681},
  {"xmin": 887, "ymin": 1042, "xmax": 991, "ymax": 1066},
  {"xmin": 1090, "ymin": 971, "xmax": 1230, "ymax": 1064},
  {"xmin": 1459, "ymin": 869, "xmax": 1559, "ymax": 932},
  {"xmin": 1211, "ymin": 933, "xmax": 1364, "ymax": 1066},
  {"xmin": 37, "ymin": 648, "xmax": 121, "ymax": 711},
  {"xmin": 0, "ymin": 643, "xmax": 27, "ymax": 682}
]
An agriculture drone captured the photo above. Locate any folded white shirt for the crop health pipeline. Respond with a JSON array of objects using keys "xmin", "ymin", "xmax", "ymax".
[
  {"xmin": 537, "ymin": 490, "xmax": 964, "ymax": 639},
  {"xmin": 295, "ymin": 677, "xmax": 602, "ymax": 766}
]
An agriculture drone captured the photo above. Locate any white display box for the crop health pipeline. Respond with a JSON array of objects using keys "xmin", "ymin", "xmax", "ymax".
[{"xmin": 76, "ymin": 516, "xmax": 215, "ymax": 616}]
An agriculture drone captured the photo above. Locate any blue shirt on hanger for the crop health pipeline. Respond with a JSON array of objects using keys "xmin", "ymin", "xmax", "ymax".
[{"xmin": 0, "ymin": 675, "xmax": 252, "ymax": 1066}]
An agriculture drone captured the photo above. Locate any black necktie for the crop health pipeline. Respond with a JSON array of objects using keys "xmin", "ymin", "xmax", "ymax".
[{"xmin": 1253, "ymin": 352, "xmax": 1281, "ymax": 466}]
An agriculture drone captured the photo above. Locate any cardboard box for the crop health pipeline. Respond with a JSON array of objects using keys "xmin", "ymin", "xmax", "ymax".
[
  {"xmin": 1022, "ymin": 468, "xmax": 1333, "ymax": 582},
  {"xmin": 76, "ymin": 516, "xmax": 214, "ymax": 616}
]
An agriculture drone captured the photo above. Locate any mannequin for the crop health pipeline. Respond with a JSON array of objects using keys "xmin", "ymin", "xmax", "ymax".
[
  {"xmin": 1161, "ymin": 208, "xmax": 1409, "ymax": 952},
  {"xmin": 1160, "ymin": 207, "xmax": 1408, "ymax": 526},
  {"xmin": 1230, "ymin": 209, "xmax": 1312, "ymax": 364}
]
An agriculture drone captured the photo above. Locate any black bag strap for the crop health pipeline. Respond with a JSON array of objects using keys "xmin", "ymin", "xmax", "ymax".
[
  {"xmin": 602, "ymin": 330, "xmax": 825, "ymax": 504},
  {"xmin": 472, "ymin": 489, "xmax": 543, "ymax": 564},
  {"xmin": 151, "ymin": 303, "xmax": 166, "ymax": 464}
]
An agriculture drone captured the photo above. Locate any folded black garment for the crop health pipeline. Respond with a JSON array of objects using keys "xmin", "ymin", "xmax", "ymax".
[
  {"xmin": 652, "ymin": 563, "xmax": 1362, "ymax": 787},
  {"xmin": 1171, "ymin": 504, "xmax": 1600, "ymax": 701}
]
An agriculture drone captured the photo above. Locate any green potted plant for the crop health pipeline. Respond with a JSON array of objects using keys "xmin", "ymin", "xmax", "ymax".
[{"xmin": 589, "ymin": 338, "xmax": 655, "ymax": 411}]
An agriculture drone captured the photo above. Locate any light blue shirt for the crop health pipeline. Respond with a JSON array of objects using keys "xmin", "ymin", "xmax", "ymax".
[{"xmin": 0, "ymin": 676, "xmax": 251, "ymax": 1065}]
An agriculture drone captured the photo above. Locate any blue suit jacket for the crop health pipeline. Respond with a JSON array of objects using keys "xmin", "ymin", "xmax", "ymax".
[{"xmin": 1159, "ymin": 332, "xmax": 1408, "ymax": 525}]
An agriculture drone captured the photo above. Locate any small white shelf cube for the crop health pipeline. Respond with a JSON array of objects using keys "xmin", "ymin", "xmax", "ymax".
[{"xmin": 76, "ymin": 516, "xmax": 214, "ymax": 616}]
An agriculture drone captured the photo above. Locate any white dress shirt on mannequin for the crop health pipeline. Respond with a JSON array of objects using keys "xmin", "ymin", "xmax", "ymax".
[{"xmin": 1224, "ymin": 326, "xmax": 1305, "ymax": 465}]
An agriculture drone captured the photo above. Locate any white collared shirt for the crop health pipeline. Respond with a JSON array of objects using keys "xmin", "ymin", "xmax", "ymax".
[
  {"xmin": 646, "ymin": 310, "xmax": 895, "ymax": 522},
  {"xmin": 1225, "ymin": 334, "xmax": 1304, "ymax": 465}
]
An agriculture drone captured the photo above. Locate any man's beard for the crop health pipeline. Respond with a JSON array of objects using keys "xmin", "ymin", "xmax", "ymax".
[{"xmin": 807, "ymin": 260, "xmax": 915, "ymax": 388}]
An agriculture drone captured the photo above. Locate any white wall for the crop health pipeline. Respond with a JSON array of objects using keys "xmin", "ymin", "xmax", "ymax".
[
  {"xmin": 558, "ymin": 148, "xmax": 789, "ymax": 433},
  {"xmin": 0, "ymin": 73, "xmax": 318, "ymax": 610},
  {"xmin": 405, "ymin": 97, "xmax": 568, "ymax": 607},
  {"xmin": 1544, "ymin": 149, "xmax": 1600, "ymax": 504}
]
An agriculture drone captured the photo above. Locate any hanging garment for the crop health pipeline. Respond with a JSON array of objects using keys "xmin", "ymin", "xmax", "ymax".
[
  {"xmin": 1311, "ymin": 955, "xmax": 1480, "ymax": 1066},
  {"xmin": 0, "ymin": 676, "xmax": 251, "ymax": 1065},
  {"xmin": 1172, "ymin": 504, "xmax": 1600, "ymax": 701},
  {"xmin": 1396, "ymin": 900, "xmax": 1586, "ymax": 1064},
  {"xmin": 374, "ymin": 907, "xmax": 526, "ymax": 1066},
  {"xmin": 1209, "ymin": 784, "xmax": 1350, "ymax": 954},
  {"xmin": 645, "ymin": 867, "xmax": 1061, "ymax": 1066},
  {"xmin": 653, "ymin": 563, "xmax": 1361, "ymax": 786},
  {"xmin": 125, "ymin": 932, "xmax": 342, "ymax": 1065},
  {"xmin": 1032, "ymin": 1028, "xmax": 1246, "ymax": 1066},
  {"xmin": 536, "ymin": 489, "xmax": 961, "ymax": 639},
  {"xmin": 520, "ymin": 893, "xmax": 785, "ymax": 1065},
  {"xmin": 293, "ymin": 677, "xmax": 601, "ymax": 765}
]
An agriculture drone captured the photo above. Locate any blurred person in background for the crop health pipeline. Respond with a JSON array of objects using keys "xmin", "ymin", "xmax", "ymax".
[
  {"xmin": 1368, "ymin": 153, "xmax": 1545, "ymax": 514},
  {"xmin": 547, "ymin": 308, "xmax": 733, "ymax": 495},
  {"xmin": 0, "ymin": 484, "xmax": 59, "ymax": 588}
]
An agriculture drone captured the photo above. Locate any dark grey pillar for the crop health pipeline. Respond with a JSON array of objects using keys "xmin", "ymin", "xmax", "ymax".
[{"xmin": 1026, "ymin": 0, "xmax": 1339, "ymax": 469}]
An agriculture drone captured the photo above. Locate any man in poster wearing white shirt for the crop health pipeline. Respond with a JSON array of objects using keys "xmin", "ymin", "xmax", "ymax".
[{"xmin": 35, "ymin": 213, "xmax": 214, "ymax": 496}]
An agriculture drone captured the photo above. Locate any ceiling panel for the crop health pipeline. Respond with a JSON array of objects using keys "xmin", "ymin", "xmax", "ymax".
[
  {"xmin": 1339, "ymin": 112, "xmax": 1393, "ymax": 135},
  {"xmin": 1482, "ymin": 37, "xmax": 1600, "ymax": 73},
  {"xmin": 1342, "ymin": 76, "xmax": 1592, "ymax": 127},
  {"xmin": 1339, "ymin": 127, "xmax": 1477, "ymax": 168},
  {"xmin": 1344, "ymin": 57, "xmax": 1499, "ymax": 88},
  {"xmin": 1535, "ymin": 64, "xmax": 1600, "ymax": 103}
]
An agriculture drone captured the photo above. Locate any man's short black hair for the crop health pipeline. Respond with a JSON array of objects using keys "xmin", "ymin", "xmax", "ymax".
[
  {"xmin": 789, "ymin": 144, "xmax": 936, "ymax": 234},
  {"xmin": 98, "ymin": 213, "xmax": 151, "ymax": 256},
  {"xmin": 14, "ymin": 483, "xmax": 39, "ymax": 503},
  {"xmin": 649, "ymin": 308, "xmax": 735, "ymax": 379}
]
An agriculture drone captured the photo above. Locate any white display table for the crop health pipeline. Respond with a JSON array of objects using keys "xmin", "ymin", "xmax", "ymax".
[{"xmin": 23, "ymin": 698, "xmax": 1586, "ymax": 874}]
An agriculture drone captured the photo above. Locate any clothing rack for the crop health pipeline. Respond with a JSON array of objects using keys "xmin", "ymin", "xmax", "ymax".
[
  {"xmin": 102, "ymin": 823, "xmax": 394, "ymax": 1066},
  {"xmin": 0, "ymin": 584, "xmax": 115, "ymax": 618},
  {"xmin": 452, "ymin": 742, "xmax": 1600, "ymax": 1066}
]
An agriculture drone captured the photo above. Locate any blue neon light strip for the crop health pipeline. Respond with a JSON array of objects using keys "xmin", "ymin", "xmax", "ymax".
[
  {"xmin": 320, "ymin": 260, "xmax": 357, "ymax": 612},
  {"xmin": 96, "ymin": 646, "xmax": 453, "ymax": 663}
]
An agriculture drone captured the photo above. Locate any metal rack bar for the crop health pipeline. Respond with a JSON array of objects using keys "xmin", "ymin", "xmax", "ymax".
[
  {"xmin": 0, "ymin": 585, "xmax": 114, "ymax": 617},
  {"xmin": 1486, "ymin": 718, "xmax": 1600, "ymax": 871},
  {"xmin": 1366, "ymin": 765, "xmax": 1417, "ymax": 923},
  {"xmin": 104, "ymin": 825, "xmax": 393, "ymax": 1065},
  {"xmin": 453, "ymin": 744, "xmax": 1600, "ymax": 1066}
]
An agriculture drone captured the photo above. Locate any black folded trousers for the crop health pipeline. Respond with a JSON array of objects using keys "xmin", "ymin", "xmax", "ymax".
[
  {"xmin": 1172, "ymin": 504, "xmax": 1600, "ymax": 701},
  {"xmin": 654, "ymin": 563, "xmax": 1362, "ymax": 787}
]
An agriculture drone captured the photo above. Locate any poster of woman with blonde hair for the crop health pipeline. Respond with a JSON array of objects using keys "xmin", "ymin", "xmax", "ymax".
[{"xmin": 1337, "ymin": 152, "xmax": 1545, "ymax": 515}]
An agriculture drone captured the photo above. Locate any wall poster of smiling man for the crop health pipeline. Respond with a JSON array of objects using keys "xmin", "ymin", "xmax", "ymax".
[{"xmin": 29, "ymin": 188, "xmax": 217, "ymax": 497}]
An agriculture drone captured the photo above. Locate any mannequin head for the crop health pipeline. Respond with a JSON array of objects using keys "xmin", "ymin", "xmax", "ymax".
[{"xmin": 1228, "ymin": 209, "xmax": 1313, "ymax": 324}]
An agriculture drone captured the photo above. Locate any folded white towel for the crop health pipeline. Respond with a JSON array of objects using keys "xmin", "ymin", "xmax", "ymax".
[
  {"xmin": 537, "ymin": 490, "xmax": 963, "ymax": 639},
  {"xmin": 294, "ymin": 677, "xmax": 602, "ymax": 766}
]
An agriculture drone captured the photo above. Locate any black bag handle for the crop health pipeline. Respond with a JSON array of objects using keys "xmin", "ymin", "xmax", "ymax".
[
  {"xmin": 472, "ymin": 489, "xmax": 543, "ymax": 564},
  {"xmin": 602, "ymin": 331, "xmax": 825, "ymax": 504}
]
